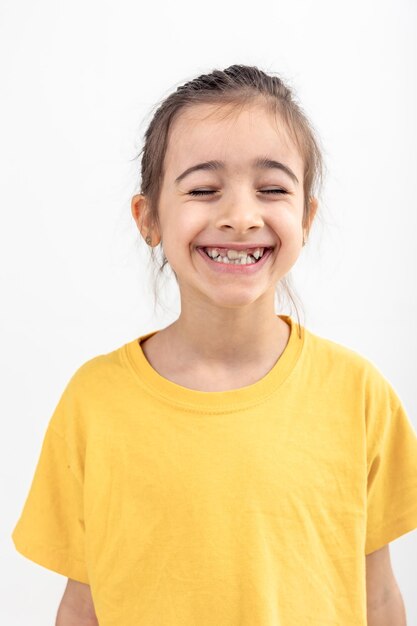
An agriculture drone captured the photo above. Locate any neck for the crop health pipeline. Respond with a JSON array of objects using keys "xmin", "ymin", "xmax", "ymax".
[{"xmin": 159, "ymin": 309, "xmax": 290, "ymax": 368}]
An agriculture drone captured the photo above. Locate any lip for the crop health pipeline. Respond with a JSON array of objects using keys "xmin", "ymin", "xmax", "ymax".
[
  {"xmin": 196, "ymin": 246, "xmax": 274, "ymax": 274},
  {"xmin": 197, "ymin": 243, "xmax": 274, "ymax": 251}
]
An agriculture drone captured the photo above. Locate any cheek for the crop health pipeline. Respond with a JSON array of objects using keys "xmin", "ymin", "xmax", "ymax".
[
  {"xmin": 160, "ymin": 221, "xmax": 196, "ymax": 267},
  {"xmin": 269, "ymin": 217, "xmax": 303, "ymax": 268},
  {"xmin": 271, "ymin": 213, "xmax": 302, "ymax": 245},
  {"xmin": 165, "ymin": 209, "xmax": 201, "ymax": 238}
]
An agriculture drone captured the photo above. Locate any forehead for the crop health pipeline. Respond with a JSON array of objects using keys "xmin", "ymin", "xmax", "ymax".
[{"xmin": 164, "ymin": 101, "xmax": 303, "ymax": 178}]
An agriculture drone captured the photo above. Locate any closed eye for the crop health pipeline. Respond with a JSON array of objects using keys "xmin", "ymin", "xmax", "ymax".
[{"xmin": 188, "ymin": 189, "xmax": 288, "ymax": 197}]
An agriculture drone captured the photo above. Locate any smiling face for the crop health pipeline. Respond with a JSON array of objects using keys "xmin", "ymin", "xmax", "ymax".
[{"xmin": 133, "ymin": 100, "xmax": 318, "ymax": 312}]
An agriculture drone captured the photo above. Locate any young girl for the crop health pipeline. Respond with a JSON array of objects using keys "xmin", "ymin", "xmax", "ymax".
[{"xmin": 12, "ymin": 64, "xmax": 417, "ymax": 626}]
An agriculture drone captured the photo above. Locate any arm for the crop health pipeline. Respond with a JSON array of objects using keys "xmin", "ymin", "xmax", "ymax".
[
  {"xmin": 55, "ymin": 579, "xmax": 99, "ymax": 626},
  {"xmin": 366, "ymin": 544, "xmax": 407, "ymax": 626}
]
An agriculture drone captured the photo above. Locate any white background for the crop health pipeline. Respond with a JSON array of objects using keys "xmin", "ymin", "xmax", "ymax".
[{"xmin": 1, "ymin": 0, "xmax": 416, "ymax": 623}]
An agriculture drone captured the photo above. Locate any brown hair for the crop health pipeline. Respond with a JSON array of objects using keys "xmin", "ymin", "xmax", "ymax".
[{"xmin": 132, "ymin": 64, "xmax": 327, "ymax": 328}]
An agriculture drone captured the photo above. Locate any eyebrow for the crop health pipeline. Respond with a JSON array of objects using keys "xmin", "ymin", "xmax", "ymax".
[{"xmin": 174, "ymin": 156, "xmax": 299, "ymax": 186}]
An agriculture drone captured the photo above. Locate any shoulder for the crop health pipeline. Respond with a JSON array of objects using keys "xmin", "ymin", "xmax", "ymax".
[
  {"xmin": 304, "ymin": 324, "xmax": 379, "ymax": 375},
  {"xmin": 303, "ymin": 325, "xmax": 398, "ymax": 404},
  {"xmin": 48, "ymin": 341, "xmax": 130, "ymax": 435},
  {"xmin": 65, "ymin": 342, "xmax": 128, "ymax": 395}
]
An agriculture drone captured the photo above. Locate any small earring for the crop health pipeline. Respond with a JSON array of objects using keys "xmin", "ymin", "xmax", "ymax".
[
  {"xmin": 145, "ymin": 235, "xmax": 152, "ymax": 246},
  {"xmin": 302, "ymin": 233, "xmax": 306, "ymax": 247}
]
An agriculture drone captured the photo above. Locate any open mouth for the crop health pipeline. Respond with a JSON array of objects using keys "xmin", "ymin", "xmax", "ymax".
[{"xmin": 199, "ymin": 246, "xmax": 274, "ymax": 265}]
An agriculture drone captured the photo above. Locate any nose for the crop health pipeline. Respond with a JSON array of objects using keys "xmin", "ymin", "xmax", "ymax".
[{"xmin": 213, "ymin": 190, "xmax": 265, "ymax": 234}]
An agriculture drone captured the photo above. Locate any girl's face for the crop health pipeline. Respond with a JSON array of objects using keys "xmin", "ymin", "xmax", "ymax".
[{"xmin": 137, "ymin": 102, "xmax": 317, "ymax": 312}]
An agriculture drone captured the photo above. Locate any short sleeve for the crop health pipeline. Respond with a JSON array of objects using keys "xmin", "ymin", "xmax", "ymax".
[
  {"xmin": 365, "ymin": 373, "xmax": 417, "ymax": 555},
  {"xmin": 11, "ymin": 375, "xmax": 89, "ymax": 583}
]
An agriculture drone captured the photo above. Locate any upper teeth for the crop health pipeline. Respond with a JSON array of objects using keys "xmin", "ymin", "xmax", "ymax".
[{"xmin": 203, "ymin": 247, "xmax": 266, "ymax": 260}]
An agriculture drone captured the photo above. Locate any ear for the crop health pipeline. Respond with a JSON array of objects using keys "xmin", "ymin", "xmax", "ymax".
[
  {"xmin": 308, "ymin": 197, "xmax": 319, "ymax": 228},
  {"xmin": 306, "ymin": 196, "xmax": 318, "ymax": 232},
  {"xmin": 131, "ymin": 194, "xmax": 161, "ymax": 246}
]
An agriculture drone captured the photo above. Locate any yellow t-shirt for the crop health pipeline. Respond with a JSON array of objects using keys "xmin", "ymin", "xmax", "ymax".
[{"xmin": 11, "ymin": 315, "xmax": 417, "ymax": 625}]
